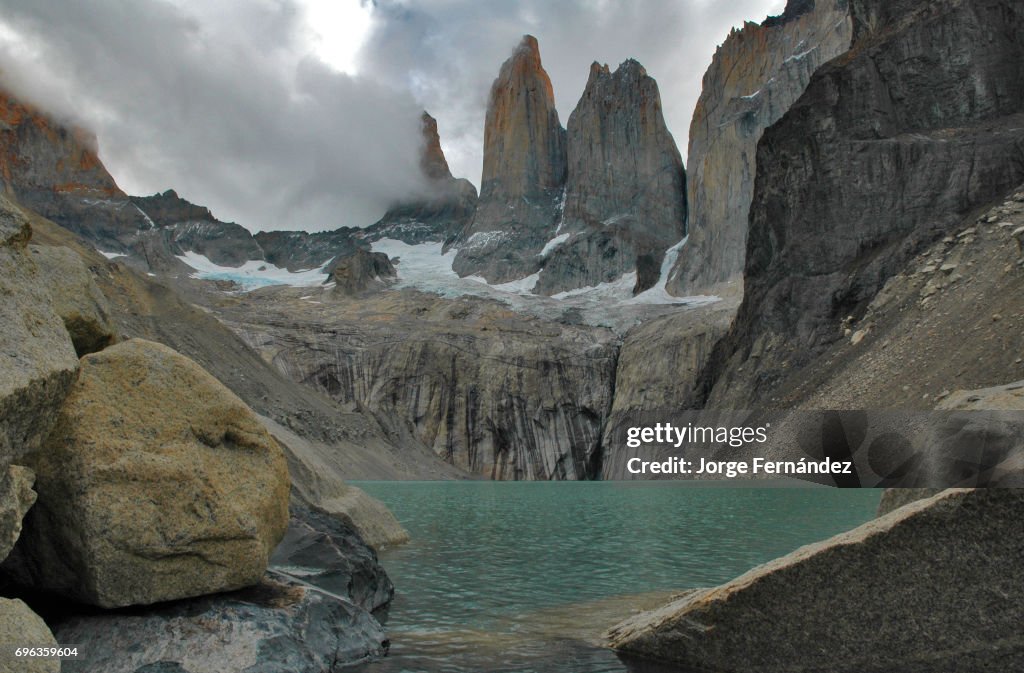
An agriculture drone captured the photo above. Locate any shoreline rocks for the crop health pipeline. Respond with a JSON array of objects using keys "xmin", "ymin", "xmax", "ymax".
[
  {"xmin": 54, "ymin": 575, "xmax": 389, "ymax": 673},
  {"xmin": 608, "ymin": 488, "xmax": 1024, "ymax": 673}
]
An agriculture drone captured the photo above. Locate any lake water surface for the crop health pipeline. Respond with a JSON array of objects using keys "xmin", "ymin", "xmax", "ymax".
[{"xmin": 352, "ymin": 482, "xmax": 881, "ymax": 673}]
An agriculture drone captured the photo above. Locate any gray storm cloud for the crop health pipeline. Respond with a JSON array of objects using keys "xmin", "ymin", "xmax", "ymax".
[
  {"xmin": 0, "ymin": 0, "xmax": 428, "ymax": 232},
  {"xmin": 357, "ymin": 0, "xmax": 786, "ymax": 186},
  {"xmin": 0, "ymin": 0, "xmax": 785, "ymax": 233}
]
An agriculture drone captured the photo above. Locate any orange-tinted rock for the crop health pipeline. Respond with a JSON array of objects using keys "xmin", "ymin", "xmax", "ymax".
[
  {"xmin": 451, "ymin": 35, "xmax": 567, "ymax": 283},
  {"xmin": 0, "ymin": 87, "xmax": 151, "ymax": 251},
  {"xmin": 419, "ymin": 111, "xmax": 452, "ymax": 181}
]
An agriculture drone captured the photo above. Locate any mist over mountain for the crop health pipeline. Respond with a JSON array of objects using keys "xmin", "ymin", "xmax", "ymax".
[
  {"xmin": 0, "ymin": 0, "xmax": 785, "ymax": 232},
  {"xmin": 0, "ymin": 0, "xmax": 429, "ymax": 232}
]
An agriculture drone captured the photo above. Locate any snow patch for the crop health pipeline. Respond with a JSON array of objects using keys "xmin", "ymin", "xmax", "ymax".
[
  {"xmin": 467, "ymin": 272, "xmax": 540, "ymax": 295},
  {"xmin": 134, "ymin": 204, "xmax": 157, "ymax": 229},
  {"xmin": 369, "ymin": 236, "xmax": 720, "ymax": 332},
  {"xmin": 784, "ymin": 47, "xmax": 816, "ymax": 64},
  {"xmin": 97, "ymin": 249, "xmax": 126, "ymax": 259},
  {"xmin": 176, "ymin": 251, "xmax": 328, "ymax": 289},
  {"xmin": 464, "ymin": 231, "xmax": 509, "ymax": 250},
  {"xmin": 540, "ymin": 233, "xmax": 571, "ymax": 257}
]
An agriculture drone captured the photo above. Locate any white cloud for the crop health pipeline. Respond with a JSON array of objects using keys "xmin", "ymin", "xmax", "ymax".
[{"xmin": 0, "ymin": 0, "xmax": 788, "ymax": 232}]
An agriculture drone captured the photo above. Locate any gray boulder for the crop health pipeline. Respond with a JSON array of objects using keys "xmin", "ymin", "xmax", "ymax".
[
  {"xmin": 55, "ymin": 576, "xmax": 388, "ymax": 673},
  {"xmin": 326, "ymin": 248, "xmax": 396, "ymax": 296},
  {"xmin": 608, "ymin": 489, "xmax": 1024, "ymax": 672},
  {"xmin": 271, "ymin": 505, "xmax": 394, "ymax": 614}
]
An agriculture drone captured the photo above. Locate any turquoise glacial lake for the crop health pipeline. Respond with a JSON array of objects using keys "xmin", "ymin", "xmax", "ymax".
[{"xmin": 351, "ymin": 482, "xmax": 881, "ymax": 673}]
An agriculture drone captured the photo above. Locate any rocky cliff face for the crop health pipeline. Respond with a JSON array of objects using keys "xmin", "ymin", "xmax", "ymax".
[
  {"xmin": 219, "ymin": 289, "xmax": 618, "ymax": 480},
  {"xmin": 130, "ymin": 189, "xmax": 266, "ymax": 268},
  {"xmin": 704, "ymin": 0, "xmax": 1024, "ymax": 407},
  {"xmin": 668, "ymin": 0, "xmax": 853, "ymax": 295},
  {"xmin": 451, "ymin": 35, "xmax": 567, "ymax": 283},
  {"xmin": 535, "ymin": 60, "xmax": 686, "ymax": 296},
  {"xmin": 600, "ymin": 298, "xmax": 738, "ymax": 480}
]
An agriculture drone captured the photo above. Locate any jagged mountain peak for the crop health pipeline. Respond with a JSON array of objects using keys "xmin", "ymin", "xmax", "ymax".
[{"xmin": 419, "ymin": 111, "xmax": 453, "ymax": 182}]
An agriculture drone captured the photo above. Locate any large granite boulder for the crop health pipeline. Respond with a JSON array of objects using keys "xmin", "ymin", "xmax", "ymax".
[
  {"xmin": 6, "ymin": 338, "xmax": 290, "ymax": 608},
  {"xmin": 0, "ymin": 196, "xmax": 79, "ymax": 467},
  {"xmin": 0, "ymin": 598, "xmax": 59, "ymax": 673},
  {"xmin": 451, "ymin": 35, "xmax": 567, "ymax": 283},
  {"xmin": 54, "ymin": 576, "xmax": 388, "ymax": 673},
  {"xmin": 608, "ymin": 489, "xmax": 1024, "ymax": 672},
  {"xmin": 29, "ymin": 244, "xmax": 117, "ymax": 356},
  {"xmin": 536, "ymin": 60, "xmax": 686, "ymax": 296},
  {"xmin": 668, "ymin": 0, "xmax": 853, "ymax": 295}
]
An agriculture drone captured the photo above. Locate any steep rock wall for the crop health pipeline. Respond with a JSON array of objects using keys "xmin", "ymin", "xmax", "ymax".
[
  {"xmin": 536, "ymin": 60, "xmax": 686, "ymax": 296},
  {"xmin": 668, "ymin": 0, "xmax": 853, "ymax": 295},
  {"xmin": 451, "ymin": 35, "xmax": 567, "ymax": 283},
  {"xmin": 221, "ymin": 290, "xmax": 618, "ymax": 480},
  {"xmin": 0, "ymin": 88, "xmax": 152, "ymax": 252},
  {"xmin": 705, "ymin": 0, "xmax": 1024, "ymax": 407}
]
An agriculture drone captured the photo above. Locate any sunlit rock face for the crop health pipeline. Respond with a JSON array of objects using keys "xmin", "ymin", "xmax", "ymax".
[
  {"xmin": 534, "ymin": 60, "xmax": 686, "ymax": 297},
  {"xmin": 451, "ymin": 35, "xmax": 567, "ymax": 284},
  {"xmin": 667, "ymin": 0, "xmax": 853, "ymax": 295}
]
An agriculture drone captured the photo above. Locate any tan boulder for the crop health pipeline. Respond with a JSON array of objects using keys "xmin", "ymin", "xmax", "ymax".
[
  {"xmin": 0, "ymin": 196, "xmax": 79, "ymax": 466},
  {"xmin": 29, "ymin": 244, "xmax": 116, "ymax": 356},
  {"xmin": 937, "ymin": 380, "xmax": 1024, "ymax": 410},
  {"xmin": 0, "ymin": 598, "xmax": 59, "ymax": 673},
  {"xmin": 8, "ymin": 339, "xmax": 290, "ymax": 608}
]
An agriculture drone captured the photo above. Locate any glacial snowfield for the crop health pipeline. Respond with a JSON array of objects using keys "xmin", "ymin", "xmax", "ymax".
[{"xmin": 171, "ymin": 237, "xmax": 719, "ymax": 331}]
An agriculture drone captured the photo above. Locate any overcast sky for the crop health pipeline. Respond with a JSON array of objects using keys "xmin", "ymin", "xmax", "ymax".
[{"xmin": 0, "ymin": 0, "xmax": 784, "ymax": 232}]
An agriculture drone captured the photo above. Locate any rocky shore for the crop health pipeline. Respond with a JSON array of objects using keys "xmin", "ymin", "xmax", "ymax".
[{"xmin": 0, "ymin": 195, "xmax": 400, "ymax": 671}]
